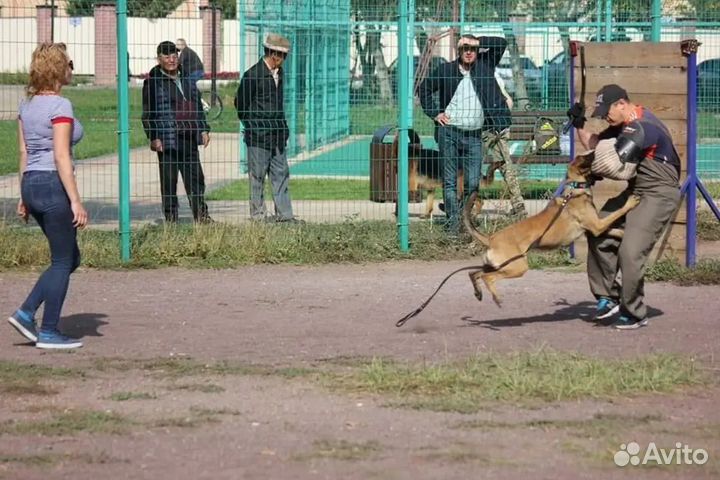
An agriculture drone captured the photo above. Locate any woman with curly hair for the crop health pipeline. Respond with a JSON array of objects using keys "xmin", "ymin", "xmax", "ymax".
[{"xmin": 7, "ymin": 43, "xmax": 88, "ymax": 349}]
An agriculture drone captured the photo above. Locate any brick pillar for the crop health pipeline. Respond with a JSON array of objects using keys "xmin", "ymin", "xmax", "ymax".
[
  {"xmin": 94, "ymin": 3, "xmax": 117, "ymax": 86},
  {"xmin": 36, "ymin": 5, "xmax": 58, "ymax": 45},
  {"xmin": 200, "ymin": 6, "xmax": 223, "ymax": 76}
]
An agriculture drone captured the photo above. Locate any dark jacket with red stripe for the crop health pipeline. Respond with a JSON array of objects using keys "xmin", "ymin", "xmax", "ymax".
[{"xmin": 141, "ymin": 65, "xmax": 209, "ymax": 150}]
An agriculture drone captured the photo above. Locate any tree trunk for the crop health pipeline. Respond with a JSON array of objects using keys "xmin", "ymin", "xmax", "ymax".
[{"xmin": 503, "ymin": 26, "xmax": 530, "ymax": 110}]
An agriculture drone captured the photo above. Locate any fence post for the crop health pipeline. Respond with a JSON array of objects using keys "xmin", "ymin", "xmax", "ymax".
[
  {"xmin": 200, "ymin": 5, "xmax": 223, "ymax": 75},
  {"xmin": 397, "ymin": 0, "xmax": 413, "ymax": 251},
  {"xmin": 116, "ymin": 0, "xmax": 131, "ymax": 262},
  {"xmin": 94, "ymin": 3, "xmax": 118, "ymax": 86},
  {"xmin": 36, "ymin": 5, "xmax": 57, "ymax": 45},
  {"xmin": 650, "ymin": 0, "xmax": 661, "ymax": 42}
]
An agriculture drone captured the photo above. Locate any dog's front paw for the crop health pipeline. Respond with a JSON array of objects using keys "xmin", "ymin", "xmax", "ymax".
[{"xmin": 627, "ymin": 195, "xmax": 642, "ymax": 208}]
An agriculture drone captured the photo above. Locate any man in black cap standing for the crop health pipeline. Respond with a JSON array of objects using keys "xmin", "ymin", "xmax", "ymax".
[
  {"xmin": 568, "ymin": 84, "xmax": 681, "ymax": 329},
  {"xmin": 234, "ymin": 33, "xmax": 300, "ymax": 223},
  {"xmin": 142, "ymin": 40, "xmax": 212, "ymax": 223}
]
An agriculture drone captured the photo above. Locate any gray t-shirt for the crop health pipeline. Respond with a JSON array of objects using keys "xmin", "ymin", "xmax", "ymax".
[{"xmin": 19, "ymin": 95, "xmax": 84, "ymax": 171}]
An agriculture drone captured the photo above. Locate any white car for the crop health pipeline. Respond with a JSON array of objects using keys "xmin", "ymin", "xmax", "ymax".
[{"xmin": 494, "ymin": 55, "xmax": 541, "ymax": 100}]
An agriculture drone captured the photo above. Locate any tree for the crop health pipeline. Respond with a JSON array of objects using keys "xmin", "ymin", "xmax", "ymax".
[{"xmin": 65, "ymin": 0, "xmax": 184, "ymax": 18}]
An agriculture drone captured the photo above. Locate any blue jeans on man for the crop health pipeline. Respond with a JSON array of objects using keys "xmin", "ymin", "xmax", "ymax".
[
  {"xmin": 437, "ymin": 125, "xmax": 482, "ymax": 233},
  {"xmin": 19, "ymin": 171, "xmax": 81, "ymax": 334}
]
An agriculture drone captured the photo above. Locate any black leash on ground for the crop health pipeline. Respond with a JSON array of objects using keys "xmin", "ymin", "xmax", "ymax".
[{"xmin": 395, "ymin": 190, "xmax": 578, "ymax": 328}]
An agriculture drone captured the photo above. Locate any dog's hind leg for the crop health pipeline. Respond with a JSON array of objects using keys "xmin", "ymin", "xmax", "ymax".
[
  {"xmin": 422, "ymin": 189, "xmax": 435, "ymax": 219},
  {"xmin": 481, "ymin": 256, "xmax": 530, "ymax": 306},
  {"xmin": 468, "ymin": 270, "xmax": 484, "ymax": 302}
]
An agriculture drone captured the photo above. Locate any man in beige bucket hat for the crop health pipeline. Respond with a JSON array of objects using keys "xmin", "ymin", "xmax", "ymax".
[{"xmin": 234, "ymin": 33, "xmax": 301, "ymax": 223}]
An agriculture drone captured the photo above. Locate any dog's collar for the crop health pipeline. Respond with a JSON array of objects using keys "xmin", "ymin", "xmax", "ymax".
[{"xmin": 565, "ymin": 180, "xmax": 594, "ymax": 190}]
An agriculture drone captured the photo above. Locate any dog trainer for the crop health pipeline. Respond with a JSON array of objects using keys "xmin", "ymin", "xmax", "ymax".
[
  {"xmin": 570, "ymin": 84, "xmax": 681, "ymax": 329},
  {"xmin": 418, "ymin": 34, "xmax": 511, "ymax": 235}
]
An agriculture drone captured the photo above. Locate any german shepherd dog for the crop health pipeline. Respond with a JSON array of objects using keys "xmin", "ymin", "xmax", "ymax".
[
  {"xmin": 410, "ymin": 147, "xmax": 493, "ymax": 218},
  {"xmin": 461, "ymin": 150, "xmax": 641, "ymax": 306}
]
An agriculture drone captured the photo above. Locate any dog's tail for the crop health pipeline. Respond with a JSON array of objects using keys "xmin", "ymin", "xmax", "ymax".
[{"xmin": 462, "ymin": 191, "xmax": 490, "ymax": 246}]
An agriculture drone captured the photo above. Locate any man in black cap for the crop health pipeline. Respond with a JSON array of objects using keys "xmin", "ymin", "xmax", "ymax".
[
  {"xmin": 234, "ymin": 33, "xmax": 300, "ymax": 223},
  {"xmin": 142, "ymin": 40, "xmax": 212, "ymax": 223},
  {"xmin": 568, "ymin": 84, "xmax": 681, "ymax": 329}
]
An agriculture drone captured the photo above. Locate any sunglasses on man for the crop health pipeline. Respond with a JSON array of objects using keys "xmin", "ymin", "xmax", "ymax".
[{"xmin": 459, "ymin": 46, "xmax": 478, "ymax": 53}]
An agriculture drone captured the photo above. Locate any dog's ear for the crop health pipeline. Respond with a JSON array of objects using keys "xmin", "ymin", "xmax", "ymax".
[{"xmin": 572, "ymin": 150, "xmax": 595, "ymax": 172}]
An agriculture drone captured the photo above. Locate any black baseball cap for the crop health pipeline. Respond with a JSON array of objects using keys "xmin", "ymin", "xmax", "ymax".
[
  {"xmin": 591, "ymin": 84, "xmax": 629, "ymax": 118},
  {"xmin": 157, "ymin": 41, "xmax": 178, "ymax": 56}
]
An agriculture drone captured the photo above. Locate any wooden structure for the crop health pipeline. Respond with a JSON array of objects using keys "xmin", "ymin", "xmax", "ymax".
[{"xmin": 573, "ymin": 41, "xmax": 689, "ymax": 261}]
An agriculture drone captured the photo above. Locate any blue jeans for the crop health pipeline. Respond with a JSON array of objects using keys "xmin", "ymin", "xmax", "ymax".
[
  {"xmin": 187, "ymin": 70, "xmax": 205, "ymax": 85},
  {"xmin": 437, "ymin": 126, "xmax": 483, "ymax": 232},
  {"xmin": 20, "ymin": 171, "xmax": 81, "ymax": 333},
  {"xmin": 247, "ymin": 145, "xmax": 294, "ymax": 220}
]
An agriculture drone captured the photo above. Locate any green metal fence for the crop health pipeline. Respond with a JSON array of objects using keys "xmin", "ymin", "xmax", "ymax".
[{"xmin": 0, "ymin": 0, "xmax": 718, "ymax": 259}]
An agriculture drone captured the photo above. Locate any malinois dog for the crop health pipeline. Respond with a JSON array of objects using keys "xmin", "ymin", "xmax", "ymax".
[{"xmin": 462, "ymin": 150, "xmax": 641, "ymax": 306}]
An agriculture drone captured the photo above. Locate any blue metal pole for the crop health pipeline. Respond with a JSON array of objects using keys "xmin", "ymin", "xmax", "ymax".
[
  {"xmin": 116, "ymin": 0, "xmax": 131, "ymax": 262},
  {"xmin": 685, "ymin": 48, "xmax": 698, "ymax": 266},
  {"xmin": 397, "ymin": 0, "xmax": 411, "ymax": 252},
  {"xmin": 650, "ymin": 0, "xmax": 661, "ymax": 42},
  {"xmin": 237, "ymin": 0, "xmax": 247, "ymax": 173},
  {"xmin": 605, "ymin": 0, "xmax": 612, "ymax": 43}
]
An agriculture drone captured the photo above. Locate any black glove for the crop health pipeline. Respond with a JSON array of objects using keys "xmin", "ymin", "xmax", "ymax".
[{"xmin": 566, "ymin": 102, "xmax": 586, "ymax": 129}]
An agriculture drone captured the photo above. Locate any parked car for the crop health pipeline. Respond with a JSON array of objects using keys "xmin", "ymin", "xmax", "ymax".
[
  {"xmin": 698, "ymin": 58, "xmax": 720, "ymax": 112},
  {"xmin": 542, "ymin": 50, "xmax": 569, "ymax": 109},
  {"xmin": 495, "ymin": 55, "xmax": 541, "ymax": 102},
  {"xmin": 389, "ymin": 55, "xmax": 448, "ymax": 97}
]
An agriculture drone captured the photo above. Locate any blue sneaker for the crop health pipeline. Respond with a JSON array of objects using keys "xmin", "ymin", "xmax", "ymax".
[
  {"xmin": 593, "ymin": 297, "xmax": 620, "ymax": 321},
  {"xmin": 7, "ymin": 310, "xmax": 38, "ymax": 343},
  {"xmin": 612, "ymin": 315, "xmax": 649, "ymax": 330},
  {"xmin": 36, "ymin": 331, "xmax": 83, "ymax": 350}
]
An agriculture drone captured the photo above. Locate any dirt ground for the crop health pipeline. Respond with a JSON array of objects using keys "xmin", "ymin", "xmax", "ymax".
[{"xmin": 1, "ymin": 261, "xmax": 719, "ymax": 480}]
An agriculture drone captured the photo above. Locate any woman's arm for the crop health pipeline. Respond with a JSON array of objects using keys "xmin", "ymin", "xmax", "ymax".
[
  {"xmin": 17, "ymin": 119, "xmax": 28, "ymax": 222},
  {"xmin": 53, "ymin": 122, "xmax": 88, "ymax": 227}
]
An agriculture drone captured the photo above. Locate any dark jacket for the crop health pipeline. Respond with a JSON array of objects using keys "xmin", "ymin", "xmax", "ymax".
[
  {"xmin": 141, "ymin": 65, "xmax": 209, "ymax": 150},
  {"xmin": 234, "ymin": 59, "xmax": 289, "ymax": 150},
  {"xmin": 418, "ymin": 36, "xmax": 511, "ymax": 134},
  {"xmin": 179, "ymin": 47, "xmax": 204, "ymax": 75}
]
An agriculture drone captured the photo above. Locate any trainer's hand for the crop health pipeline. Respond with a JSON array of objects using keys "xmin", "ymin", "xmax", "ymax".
[
  {"xmin": 150, "ymin": 139, "xmax": 164, "ymax": 152},
  {"xmin": 17, "ymin": 199, "xmax": 28, "ymax": 223},
  {"xmin": 566, "ymin": 102, "xmax": 586, "ymax": 129},
  {"xmin": 435, "ymin": 112, "xmax": 450, "ymax": 126},
  {"xmin": 201, "ymin": 132, "xmax": 210, "ymax": 148},
  {"xmin": 71, "ymin": 200, "xmax": 88, "ymax": 229}
]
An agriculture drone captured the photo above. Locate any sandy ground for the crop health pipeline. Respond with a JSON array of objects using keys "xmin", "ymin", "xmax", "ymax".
[{"xmin": 1, "ymin": 262, "xmax": 719, "ymax": 479}]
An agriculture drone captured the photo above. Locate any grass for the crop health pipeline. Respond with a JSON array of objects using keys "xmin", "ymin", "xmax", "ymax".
[
  {"xmin": 293, "ymin": 439, "xmax": 383, "ymax": 462},
  {"xmin": 207, "ymin": 178, "xmax": 559, "ymax": 201},
  {"xmin": 165, "ymin": 383, "xmax": 226, "ymax": 393},
  {"xmin": 0, "ymin": 410, "xmax": 133, "ymax": 436},
  {"xmin": 109, "ymin": 391, "xmax": 157, "ymax": 401},
  {"xmin": 2, "ymin": 219, "xmax": 718, "ymax": 283},
  {"xmin": 0, "ymin": 451, "xmax": 118, "ymax": 468},
  {"xmin": 151, "ymin": 406, "xmax": 240, "ymax": 429},
  {"xmin": 0, "ymin": 360, "xmax": 83, "ymax": 396},
  {"xmin": 319, "ymin": 349, "xmax": 706, "ymax": 413}
]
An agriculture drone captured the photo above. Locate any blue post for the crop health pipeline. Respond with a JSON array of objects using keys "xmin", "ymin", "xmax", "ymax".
[
  {"xmin": 396, "ymin": 0, "xmax": 411, "ymax": 252},
  {"xmin": 604, "ymin": 0, "xmax": 612, "ymax": 43},
  {"xmin": 116, "ymin": 0, "xmax": 130, "ymax": 261},
  {"xmin": 237, "ymin": 0, "xmax": 247, "ymax": 174},
  {"xmin": 685, "ymin": 48, "xmax": 698, "ymax": 266}
]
